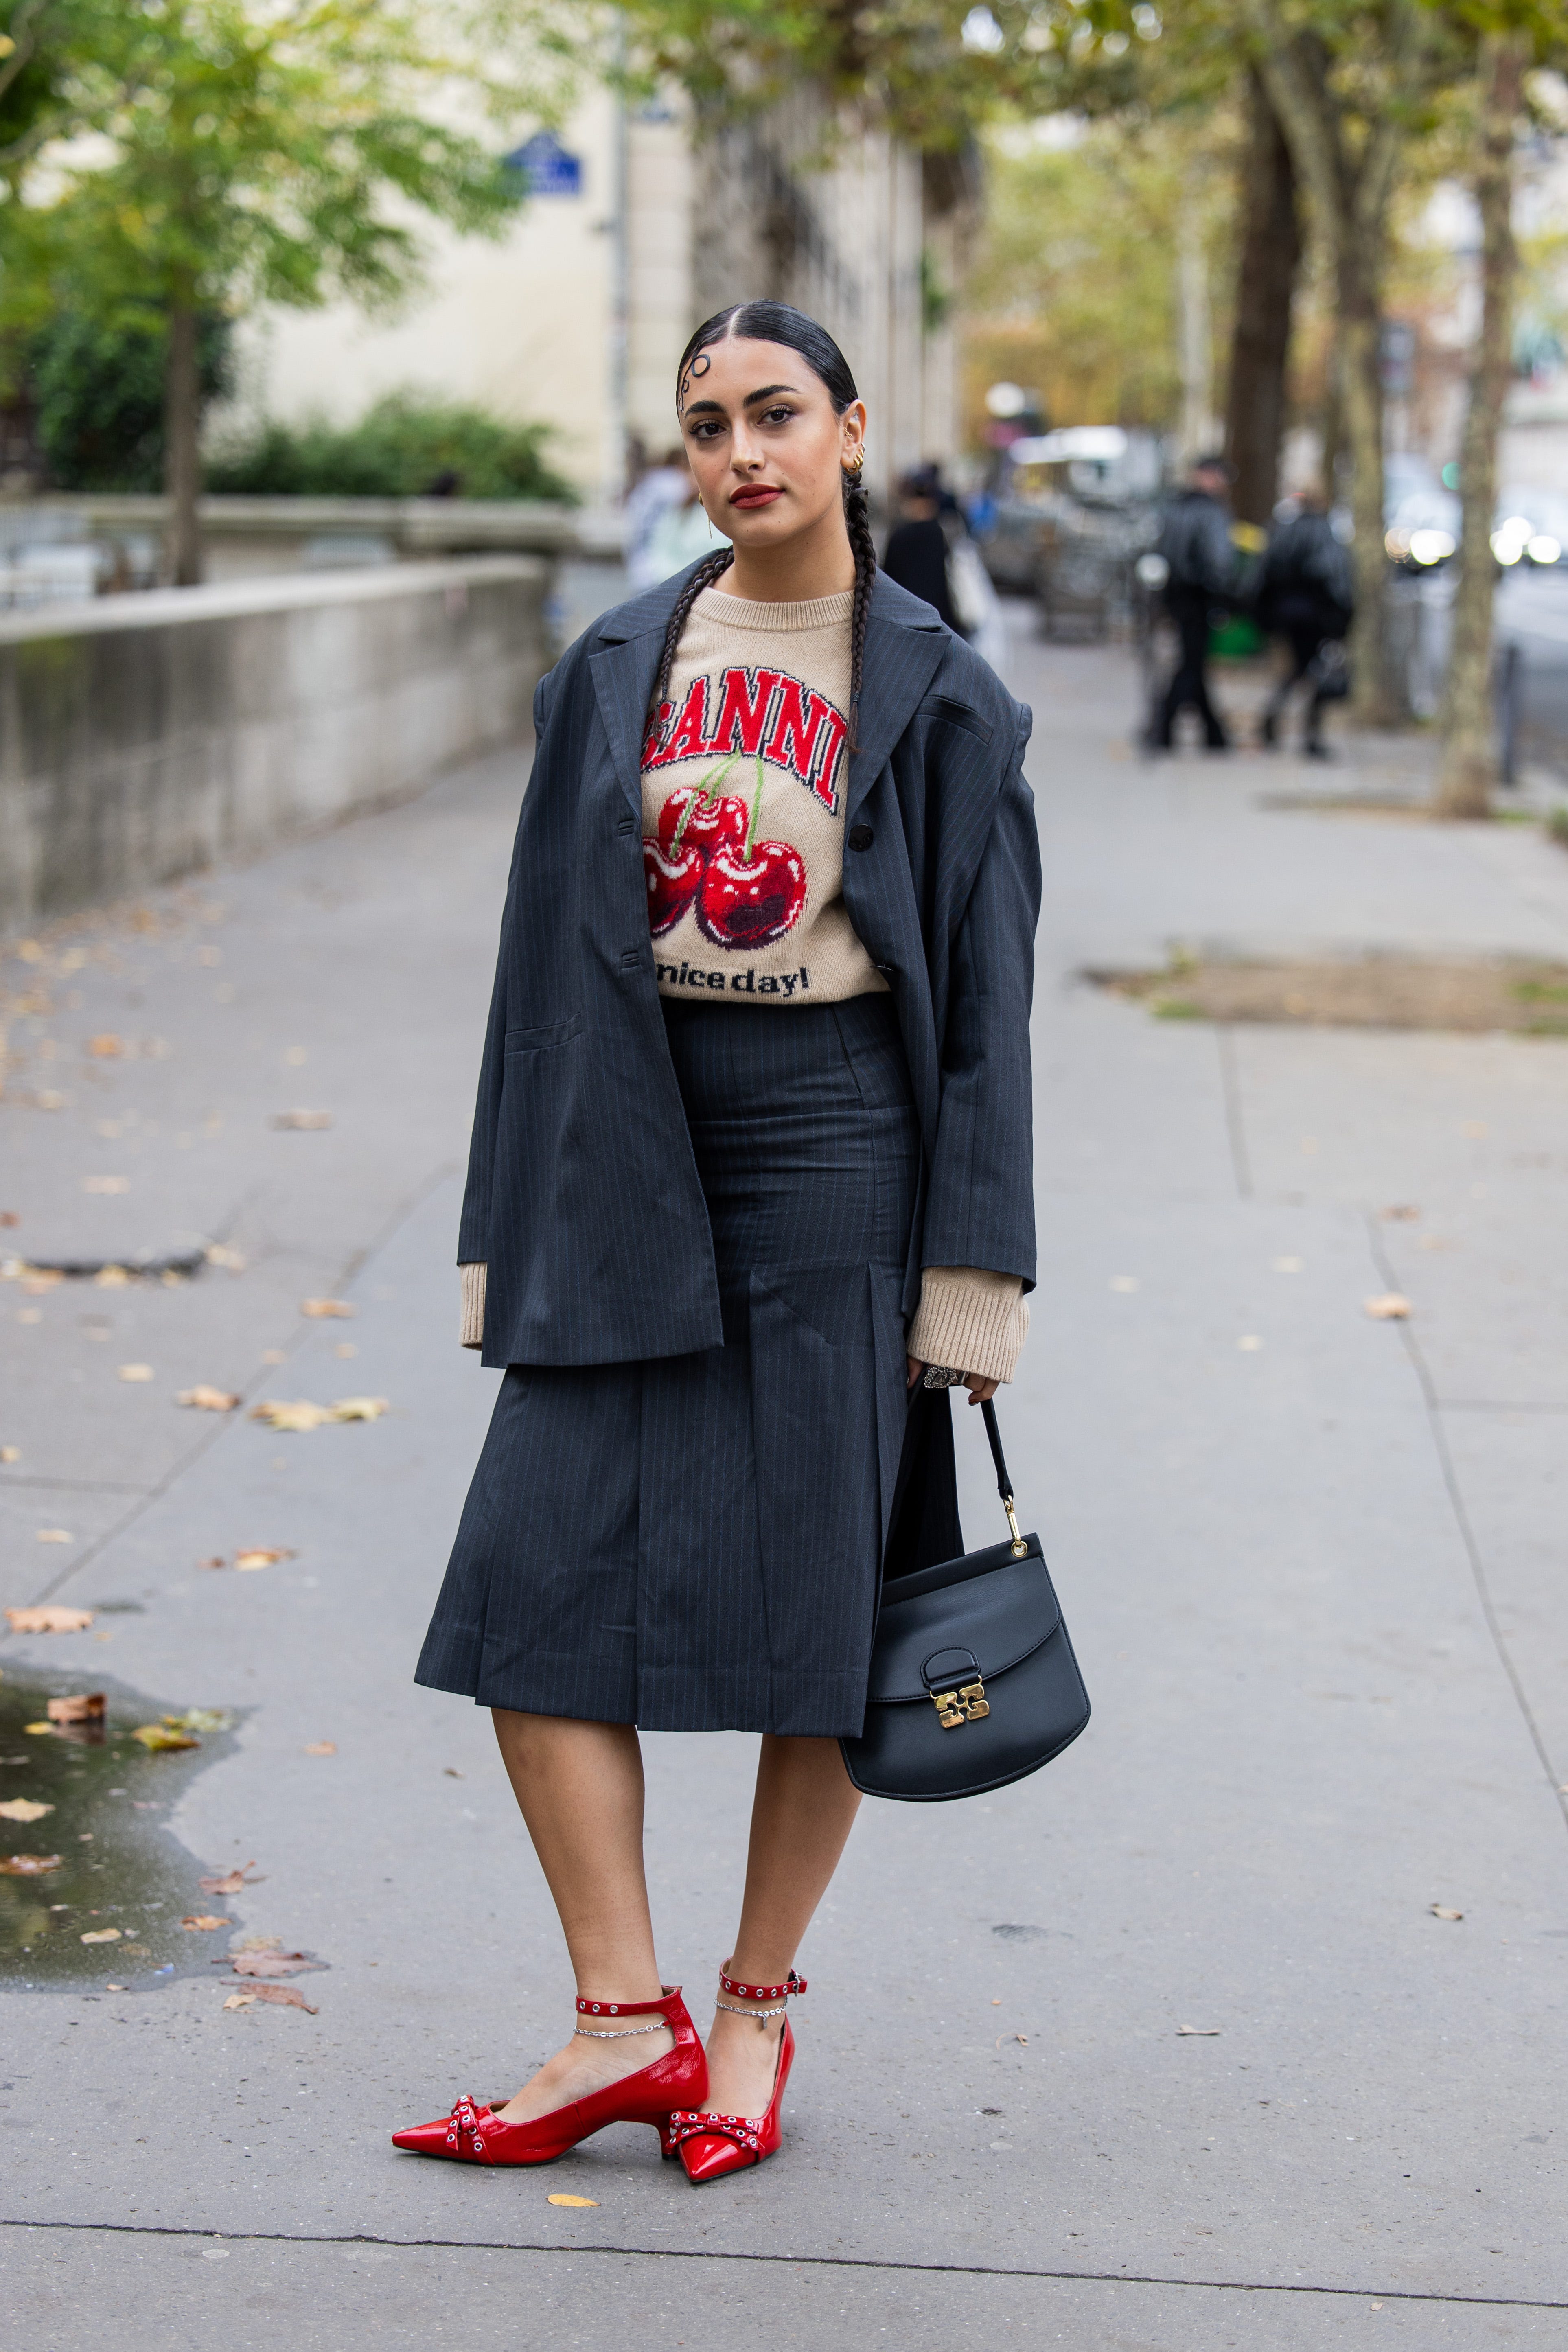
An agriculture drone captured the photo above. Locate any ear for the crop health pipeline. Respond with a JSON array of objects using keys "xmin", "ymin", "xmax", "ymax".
[{"xmin": 840, "ymin": 401, "xmax": 867, "ymax": 469}]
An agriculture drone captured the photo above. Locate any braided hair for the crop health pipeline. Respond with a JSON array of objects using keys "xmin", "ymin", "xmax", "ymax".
[{"xmin": 647, "ymin": 300, "xmax": 876, "ymax": 752}]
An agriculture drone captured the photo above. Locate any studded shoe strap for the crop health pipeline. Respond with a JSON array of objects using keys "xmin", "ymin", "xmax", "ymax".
[
  {"xmin": 665, "ymin": 2109, "xmax": 766, "ymax": 2155},
  {"xmin": 718, "ymin": 1960, "xmax": 806, "ymax": 2003},
  {"xmin": 575, "ymin": 1986, "xmax": 677, "ymax": 2020}
]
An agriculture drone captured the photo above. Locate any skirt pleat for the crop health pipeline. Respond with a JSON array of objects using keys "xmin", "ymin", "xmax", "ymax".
[{"xmin": 414, "ymin": 992, "xmax": 920, "ymax": 1737}]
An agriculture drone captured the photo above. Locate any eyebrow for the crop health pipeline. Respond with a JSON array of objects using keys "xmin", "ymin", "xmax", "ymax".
[{"xmin": 683, "ymin": 383, "xmax": 800, "ymax": 418}]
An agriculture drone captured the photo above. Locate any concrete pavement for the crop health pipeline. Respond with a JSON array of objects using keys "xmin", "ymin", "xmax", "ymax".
[{"xmin": 2, "ymin": 618, "xmax": 1566, "ymax": 2346}]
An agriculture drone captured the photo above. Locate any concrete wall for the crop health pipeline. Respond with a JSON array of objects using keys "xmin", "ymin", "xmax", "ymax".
[{"xmin": 0, "ymin": 556, "xmax": 550, "ymax": 937}]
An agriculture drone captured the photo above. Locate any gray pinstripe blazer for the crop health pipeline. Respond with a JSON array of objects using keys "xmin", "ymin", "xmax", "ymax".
[{"xmin": 460, "ymin": 565, "xmax": 1040, "ymax": 1369}]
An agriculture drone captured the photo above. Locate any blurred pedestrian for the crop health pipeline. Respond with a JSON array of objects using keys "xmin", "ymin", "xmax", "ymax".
[
  {"xmin": 1150, "ymin": 453, "xmax": 1238, "ymax": 752},
  {"xmin": 882, "ymin": 465, "xmax": 964, "ymax": 632},
  {"xmin": 640, "ymin": 459, "xmax": 726, "ymax": 584},
  {"xmin": 397, "ymin": 301, "xmax": 1039, "ymax": 2191},
  {"xmin": 1254, "ymin": 488, "xmax": 1355, "ymax": 759},
  {"xmin": 625, "ymin": 445, "xmax": 691, "ymax": 590}
]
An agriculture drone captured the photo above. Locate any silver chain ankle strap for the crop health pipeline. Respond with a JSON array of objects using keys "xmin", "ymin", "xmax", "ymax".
[
  {"xmin": 572, "ymin": 2019, "xmax": 668, "ymax": 2040},
  {"xmin": 715, "ymin": 1996, "xmax": 787, "ymax": 2027}
]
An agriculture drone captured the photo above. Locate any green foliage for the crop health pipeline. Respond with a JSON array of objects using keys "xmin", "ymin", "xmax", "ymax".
[
  {"xmin": 204, "ymin": 393, "xmax": 576, "ymax": 503},
  {"xmin": 29, "ymin": 309, "xmax": 230, "ymax": 491}
]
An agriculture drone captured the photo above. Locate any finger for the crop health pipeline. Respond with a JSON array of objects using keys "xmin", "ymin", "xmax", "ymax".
[{"xmin": 965, "ymin": 1376, "xmax": 1000, "ymax": 1404}]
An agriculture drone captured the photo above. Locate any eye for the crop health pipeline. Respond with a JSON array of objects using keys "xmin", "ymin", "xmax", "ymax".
[
  {"xmin": 688, "ymin": 420, "xmax": 724, "ymax": 442},
  {"xmin": 759, "ymin": 405, "xmax": 796, "ymax": 425}
]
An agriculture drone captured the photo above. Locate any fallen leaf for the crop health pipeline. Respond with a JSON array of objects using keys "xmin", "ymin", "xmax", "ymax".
[
  {"xmin": 0, "ymin": 1852, "xmax": 61, "ymax": 1873},
  {"xmin": 200, "ymin": 1861, "xmax": 263, "ymax": 1895},
  {"xmin": 47, "ymin": 1693, "xmax": 105, "ymax": 1725},
  {"xmin": 83, "ymin": 1176, "xmax": 130, "ymax": 1194},
  {"xmin": 228, "ymin": 1983, "xmax": 318, "ymax": 2013},
  {"xmin": 231, "ymin": 1950, "xmax": 318, "ymax": 1978},
  {"xmin": 328, "ymin": 1396, "xmax": 387, "ymax": 1422},
  {"xmin": 23, "ymin": 1721, "xmax": 55, "ymax": 1735},
  {"xmin": 443, "ymin": 1768, "xmax": 465, "ymax": 1779},
  {"xmin": 118, "ymin": 1362, "xmax": 154, "ymax": 1382},
  {"xmin": 301, "ymin": 1299, "xmax": 355, "ymax": 1318},
  {"xmin": 0, "ymin": 1798, "xmax": 55, "ymax": 1822},
  {"xmin": 271, "ymin": 1109, "xmax": 332, "ymax": 1130},
  {"xmin": 85, "ymin": 1033, "xmax": 123, "ymax": 1057},
  {"xmin": 205, "ymin": 1244, "xmax": 246, "ymax": 1271},
  {"xmin": 179, "ymin": 1385, "xmax": 239, "ymax": 1412},
  {"xmin": 0, "ymin": 1210, "xmax": 17, "ymax": 1225},
  {"xmin": 1381, "ymin": 1203, "xmax": 1421, "ymax": 1221},
  {"xmin": 250, "ymin": 1400, "xmax": 329, "ymax": 1432},
  {"xmin": 333, "ymin": 1342, "xmax": 356, "ymax": 1358},
  {"xmin": 80, "ymin": 1926, "xmax": 121, "ymax": 1943},
  {"xmin": 199, "ymin": 1556, "xmax": 228, "ymax": 1570},
  {"xmin": 1, "ymin": 1444, "xmax": 19, "ymax": 1463},
  {"xmin": 1364, "ymin": 1294, "xmax": 1411, "ymax": 1321},
  {"xmin": 105, "ymin": 1983, "xmax": 127, "ymax": 1991},
  {"xmin": 1429, "ymin": 1905, "xmax": 1463, "ymax": 1922},
  {"xmin": 94, "ymin": 1264, "xmax": 130, "ymax": 1287},
  {"xmin": 234, "ymin": 1547, "xmax": 293, "ymax": 1571},
  {"xmin": 182, "ymin": 1916, "xmax": 231, "ymax": 1931},
  {"xmin": 547, "ymin": 2194, "xmax": 598, "ymax": 2208},
  {"xmin": 34, "ymin": 1528, "xmax": 73, "ymax": 1544},
  {"xmin": 132, "ymin": 1724, "xmax": 199, "ymax": 1752},
  {"xmin": 1176, "ymin": 2025, "xmax": 1222, "ymax": 2036},
  {"xmin": 6, "ymin": 1604, "xmax": 92, "ymax": 1630},
  {"xmin": 302, "ymin": 1741, "xmax": 336, "ymax": 1756}
]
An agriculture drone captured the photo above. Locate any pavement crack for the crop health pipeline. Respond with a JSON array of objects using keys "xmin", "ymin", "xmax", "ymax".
[
  {"xmin": 1366, "ymin": 1212, "xmax": 1568, "ymax": 1844},
  {"xmin": 0, "ymin": 2220, "xmax": 1564, "ymax": 2308}
]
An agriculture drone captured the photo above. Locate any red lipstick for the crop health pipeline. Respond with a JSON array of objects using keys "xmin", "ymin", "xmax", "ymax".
[{"xmin": 730, "ymin": 485, "xmax": 782, "ymax": 509}]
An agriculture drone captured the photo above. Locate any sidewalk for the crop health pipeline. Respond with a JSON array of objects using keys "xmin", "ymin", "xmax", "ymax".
[{"xmin": 2, "ymin": 626, "xmax": 1566, "ymax": 2348}]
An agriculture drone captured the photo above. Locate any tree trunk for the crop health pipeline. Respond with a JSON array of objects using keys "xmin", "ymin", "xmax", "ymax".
[
  {"xmin": 1224, "ymin": 71, "xmax": 1300, "ymax": 527},
  {"xmin": 1340, "ymin": 287, "xmax": 1395, "ymax": 724},
  {"xmin": 1176, "ymin": 181, "xmax": 1214, "ymax": 461},
  {"xmin": 1434, "ymin": 34, "xmax": 1525, "ymax": 819},
  {"xmin": 163, "ymin": 300, "xmax": 202, "ymax": 587}
]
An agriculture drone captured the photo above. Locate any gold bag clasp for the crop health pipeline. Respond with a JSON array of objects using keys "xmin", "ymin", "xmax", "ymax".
[{"xmin": 931, "ymin": 1677, "xmax": 988, "ymax": 1728}]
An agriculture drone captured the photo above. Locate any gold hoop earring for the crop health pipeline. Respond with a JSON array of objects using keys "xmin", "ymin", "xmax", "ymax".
[{"xmin": 843, "ymin": 449, "xmax": 866, "ymax": 479}]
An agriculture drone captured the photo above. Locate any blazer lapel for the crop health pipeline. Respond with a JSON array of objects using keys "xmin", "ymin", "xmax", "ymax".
[
  {"xmin": 844, "ymin": 583, "xmax": 948, "ymax": 825},
  {"xmin": 589, "ymin": 627, "xmax": 666, "ymax": 826}
]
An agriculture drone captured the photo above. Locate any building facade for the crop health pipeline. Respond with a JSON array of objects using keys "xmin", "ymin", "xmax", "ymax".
[{"xmin": 222, "ymin": 86, "xmax": 977, "ymax": 509}]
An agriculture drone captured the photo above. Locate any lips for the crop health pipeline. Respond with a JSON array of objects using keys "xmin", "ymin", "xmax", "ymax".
[{"xmin": 730, "ymin": 486, "xmax": 782, "ymax": 509}]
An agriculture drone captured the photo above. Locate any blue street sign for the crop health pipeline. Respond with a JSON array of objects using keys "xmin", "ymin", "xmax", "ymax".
[{"xmin": 504, "ymin": 131, "xmax": 583, "ymax": 197}]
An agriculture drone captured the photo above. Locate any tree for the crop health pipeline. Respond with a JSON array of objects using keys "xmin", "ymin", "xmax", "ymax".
[
  {"xmin": 1244, "ymin": 0, "xmax": 1452, "ymax": 723},
  {"xmin": 7, "ymin": 2, "xmax": 571, "ymax": 582},
  {"xmin": 1224, "ymin": 69, "xmax": 1301, "ymax": 523},
  {"xmin": 1434, "ymin": 28, "xmax": 1528, "ymax": 816}
]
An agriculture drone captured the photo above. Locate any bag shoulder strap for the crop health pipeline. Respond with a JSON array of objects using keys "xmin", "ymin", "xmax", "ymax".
[{"xmin": 980, "ymin": 1400, "xmax": 1029, "ymax": 1556}]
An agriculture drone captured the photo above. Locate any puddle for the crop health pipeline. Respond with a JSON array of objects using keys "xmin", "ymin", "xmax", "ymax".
[{"xmin": 0, "ymin": 1669, "xmax": 242, "ymax": 1990}]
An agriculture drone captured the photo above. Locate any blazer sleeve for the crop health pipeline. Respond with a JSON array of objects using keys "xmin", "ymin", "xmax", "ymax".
[
  {"xmin": 456, "ymin": 669, "xmax": 552, "ymax": 1266},
  {"xmin": 918, "ymin": 703, "xmax": 1040, "ymax": 1290}
]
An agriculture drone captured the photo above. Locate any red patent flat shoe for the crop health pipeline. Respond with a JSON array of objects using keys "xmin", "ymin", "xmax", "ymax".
[
  {"xmin": 392, "ymin": 1985, "xmax": 704, "ymax": 2166},
  {"xmin": 664, "ymin": 1962, "xmax": 806, "ymax": 2185}
]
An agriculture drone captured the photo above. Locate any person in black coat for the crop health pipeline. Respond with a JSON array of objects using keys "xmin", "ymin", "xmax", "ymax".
[
  {"xmin": 882, "ymin": 466, "xmax": 964, "ymax": 633},
  {"xmin": 394, "ymin": 302, "xmax": 1041, "ymax": 2187},
  {"xmin": 1150, "ymin": 455, "xmax": 1239, "ymax": 751},
  {"xmin": 1255, "ymin": 490, "xmax": 1356, "ymax": 758}
]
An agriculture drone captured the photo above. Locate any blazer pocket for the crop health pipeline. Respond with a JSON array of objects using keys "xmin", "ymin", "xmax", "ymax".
[
  {"xmin": 915, "ymin": 692, "xmax": 993, "ymax": 745},
  {"xmin": 504, "ymin": 1015, "xmax": 583, "ymax": 1055}
]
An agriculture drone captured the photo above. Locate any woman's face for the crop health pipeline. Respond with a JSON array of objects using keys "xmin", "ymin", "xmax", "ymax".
[{"xmin": 678, "ymin": 336, "xmax": 866, "ymax": 554}]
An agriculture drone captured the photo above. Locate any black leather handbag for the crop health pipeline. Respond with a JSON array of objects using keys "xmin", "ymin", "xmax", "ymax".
[{"xmin": 840, "ymin": 1402, "xmax": 1090, "ymax": 1803}]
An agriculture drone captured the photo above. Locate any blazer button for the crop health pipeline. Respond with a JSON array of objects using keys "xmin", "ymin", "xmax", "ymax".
[{"xmin": 848, "ymin": 824, "xmax": 874, "ymax": 851}]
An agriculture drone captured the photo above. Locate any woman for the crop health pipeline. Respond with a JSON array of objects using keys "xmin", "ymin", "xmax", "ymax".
[{"xmin": 395, "ymin": 301, "xmax": 1040, "ymax": 2185}]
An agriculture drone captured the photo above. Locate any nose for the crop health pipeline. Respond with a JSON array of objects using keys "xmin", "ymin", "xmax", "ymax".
[{"xmin": 729, "ymin": 420, "xmax": 765, "ymax": 472}]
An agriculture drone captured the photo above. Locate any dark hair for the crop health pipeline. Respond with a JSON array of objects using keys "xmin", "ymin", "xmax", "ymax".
[{"xmin": 646, "ymin": 300, "xmax": 875, "ymax": 747}]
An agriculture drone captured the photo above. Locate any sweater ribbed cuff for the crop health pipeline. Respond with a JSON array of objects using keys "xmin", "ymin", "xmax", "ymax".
[
  {"xmin": 459, "ymin": 1261, "xmax": 487, "ymax": 1350},
  {"xmin": 907, "ymin": 1266, "xmax": 1029, "ymax": 1386}
]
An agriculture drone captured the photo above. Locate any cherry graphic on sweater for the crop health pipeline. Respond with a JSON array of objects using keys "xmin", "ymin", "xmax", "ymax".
[
  {"xmin": 644, "ymin": 758, "xmax": 749, "ymax": 937},
  {"xmin": 696, "ymin": 757, "xmax": 808, "ymax": 950}
]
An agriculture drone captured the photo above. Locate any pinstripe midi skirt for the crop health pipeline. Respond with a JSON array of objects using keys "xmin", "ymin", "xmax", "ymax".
[{"xmin": 415, "ymin": 992, "xmax": 920, "ymax": 1737}]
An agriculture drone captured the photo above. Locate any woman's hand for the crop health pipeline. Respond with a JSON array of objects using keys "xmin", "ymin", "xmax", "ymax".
[{"xmin": 907, "ymin": 1356, "xmax": 1001, "ymax": 1406}]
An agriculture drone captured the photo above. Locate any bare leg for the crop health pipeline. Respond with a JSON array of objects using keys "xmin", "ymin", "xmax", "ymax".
[
  {"xmin": 701, "ymin": 1734, "xmax": 862, "ymax": 2117},
  {"xmin": 489, "ymin": 1710, "xmax": 673, "ymax": 2122}
]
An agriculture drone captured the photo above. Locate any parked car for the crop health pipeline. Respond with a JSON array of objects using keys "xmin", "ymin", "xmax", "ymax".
[{"xmin": 975, "ymin": 427, "xmax": 1163, "ymax": 638}]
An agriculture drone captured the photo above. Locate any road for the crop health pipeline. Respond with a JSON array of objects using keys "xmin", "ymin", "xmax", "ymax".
[{"xmin": 2, "ymin": 615, "xmax": 1567, "ymax": 2348}]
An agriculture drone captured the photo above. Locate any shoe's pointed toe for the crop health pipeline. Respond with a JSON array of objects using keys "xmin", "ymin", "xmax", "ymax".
[
  {"xmin": 392, "ymin": 2100, "xmax": 491, "ymax": 2157},
  {"xmin": 679, "ymin": 2130, "xmax": 756, "ymax": 2183}
]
